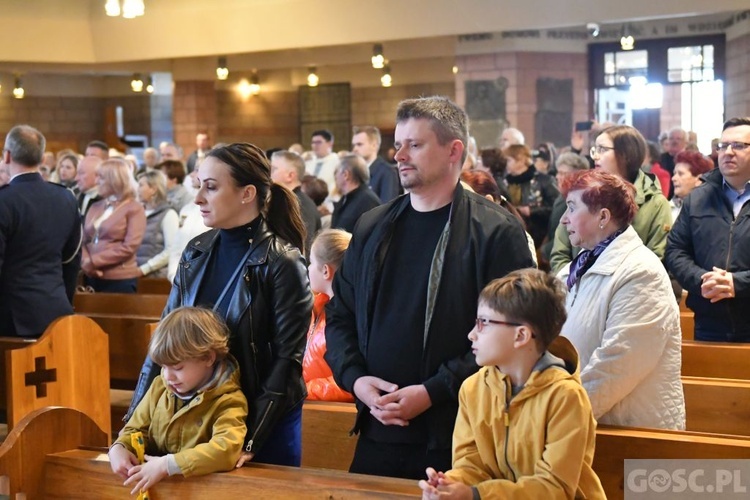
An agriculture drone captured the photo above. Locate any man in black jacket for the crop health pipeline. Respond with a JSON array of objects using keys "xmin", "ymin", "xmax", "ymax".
[
  {"xmin": 0, "ymin": 125, "xmax": 82, "ymax": 338},
  {"xmin": 270, "ymin": 149, "xmax": 321, "ymax": 257},
  {"xmin": 325, "ymin": 96, "xmax": 534, "ymax": 479},
  {"xmin": 666, "ymin": 117, "xmax": 750, "ymax": 341},
  {"xmin": 352, "ymin": 125, "xmax": 400, "ymax": 203},
  {"xmin": 330, "ymin": 154, "xmax": 381, "ymax": 233}
]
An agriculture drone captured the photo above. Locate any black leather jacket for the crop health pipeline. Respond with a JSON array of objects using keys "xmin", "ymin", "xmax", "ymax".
[{"xmin": 125, "ymin": 220, "xmax": 313, "ymax": 454}]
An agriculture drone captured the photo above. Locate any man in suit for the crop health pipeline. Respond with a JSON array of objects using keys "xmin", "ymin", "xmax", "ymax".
[
  {"xmin": 270, "ymin": 150, "xmax": 321, "ymax": 257},
  {"xmin": 75, "ymin": 155, "xmax": 102, "ymax": 217},
  {"xmin": 351, "ymin": 125, "xmax": 400, "ymax": 203},
  {"xmin": 0, "ymin": 125, "xmax": 82, "ymax": 338},
  {"xmin": 330, "ymin": 154, "xmax": 381, "ymax": 232},
  {"xmin": 186, "ymin": 132, "xmax": 211, "ymax": 174}
]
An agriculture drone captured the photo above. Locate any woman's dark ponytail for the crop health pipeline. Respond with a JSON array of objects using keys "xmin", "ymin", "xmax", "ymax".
[{"xmin": 267, "ymin": 183, "xmax": 306, "ymax": 255}]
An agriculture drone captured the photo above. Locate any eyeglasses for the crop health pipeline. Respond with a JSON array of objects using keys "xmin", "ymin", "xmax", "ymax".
[
  {"xmin": 716, "ymin": 142, "xmax": 750, "ymax": 153},
  {"xmin": 475, "ymin": 317, "xmax": 523, "ymax": 332},
  {"xmin": 590, "ymin": 145, "xmax": 615, "ymax": 157}
]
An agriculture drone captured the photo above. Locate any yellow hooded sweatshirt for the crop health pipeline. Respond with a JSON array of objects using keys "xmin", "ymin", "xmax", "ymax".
[{"xmin": 445, "ymin": 336, "xmax": 606, "ymax": 499}]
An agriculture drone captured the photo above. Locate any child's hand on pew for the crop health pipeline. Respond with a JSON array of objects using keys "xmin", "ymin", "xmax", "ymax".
[
  {"xmin": 108, "ymin": 444, "xmax": 139, "ymax": 479},
  {"xmin": 418, "ymin": 468, "xmax": 473, "ymax": 500},
  {"xmin": 235, "ymin": 451, "xmax": 255, "ymax": 468},
  {"xmin": 124, "ymin": 454, "xmax": 169, "ymax": 495}
]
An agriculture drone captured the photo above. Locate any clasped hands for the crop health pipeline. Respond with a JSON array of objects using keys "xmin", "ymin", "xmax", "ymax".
[
  {"xmin": 418, "ymin": 467, "xmax": 473, "ymax": 499},
  {"xmin": 352, "ymin": 375, "xmax": 432, "ymax": 426},
  {"xmin": 109, "ymin": 444, "xmax": 168, "ymax": 495},
  {"xmin": 701, "ymin": 267, "xmax": 735, "ymax": 303}
]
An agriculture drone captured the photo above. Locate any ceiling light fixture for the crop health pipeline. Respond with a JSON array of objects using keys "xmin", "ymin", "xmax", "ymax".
[
  {"xmin": 249, "ymin": 71, "xmax": 261, "ymax": 96},
  {"xmin": 371, "ymin": 44, "xmax": 385, "ymax": 69},
  {"xmin": 216, "ymin": 57, "xmax": 229, "ymax": 80},
  {"xmin": 131, "ymin": 73, "xmax": 144, "ymax": 92},
  {"xmin": 620, "ymin": 25, "xmax": 635, "ymax": 51},
  {"xmin": 380, "ymin": 63, "xmax": 392, "ymax": 88},
  {"xmin": 13, "ymin": 78, "xmax": 24, "ymax": 99},
  {"xmin": 307, "ymin": 67, "xmax": 319, "ymax": 87},
  {"xmin": 145, "ymin": 76, "xmax": 154, "ymax": 94},
  {"xmin": 105, "ymin": 0, "xmax": 144, "ymax": 18},
  {"xmin": 105, "ymin": 0, "xmax": 121, "ymax": 16},
  {"xmin": 122, "ymin": 0, "xmax": 145, "ymax": 19}
]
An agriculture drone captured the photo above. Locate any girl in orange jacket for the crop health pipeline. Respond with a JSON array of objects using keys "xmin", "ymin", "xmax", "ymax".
[{"xmin": 303, "ymin": 229, "xmax": 354, "ymax": 402}]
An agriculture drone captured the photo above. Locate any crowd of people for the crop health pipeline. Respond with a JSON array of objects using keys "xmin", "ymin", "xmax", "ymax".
[{"xmin": 0, "ymin": 99, "xmax": 748, "ymax": 497}]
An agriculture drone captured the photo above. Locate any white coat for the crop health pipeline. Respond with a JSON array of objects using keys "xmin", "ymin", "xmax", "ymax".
[{"xmin": 559, "ymin": 226, "xmax": 685, "ymax": 430}]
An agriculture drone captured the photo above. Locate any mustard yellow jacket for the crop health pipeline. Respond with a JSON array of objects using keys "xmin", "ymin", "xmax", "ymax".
[
  {"xmin": 445, "ymin": 337, "xmax": 606, "ymax": 499},
  {"xmin": 117, "ymin": 356, "xmax": 248, "ymax": 476}
]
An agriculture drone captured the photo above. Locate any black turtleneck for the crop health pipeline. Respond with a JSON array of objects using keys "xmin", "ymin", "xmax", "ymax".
[{"xmin": 195, "ymin": 217, "xmax": 260, "ymax": 316}]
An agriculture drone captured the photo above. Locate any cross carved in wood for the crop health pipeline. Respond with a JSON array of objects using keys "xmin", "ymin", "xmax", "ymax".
[{"xmin": 24, "ymin": 356, "xmax": 57, "ymax": 398}]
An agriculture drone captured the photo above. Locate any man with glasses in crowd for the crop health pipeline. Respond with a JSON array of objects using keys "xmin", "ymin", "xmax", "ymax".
[{"xmin": 667, "ymin": 117, "xmax": 750, "ymax": 342}]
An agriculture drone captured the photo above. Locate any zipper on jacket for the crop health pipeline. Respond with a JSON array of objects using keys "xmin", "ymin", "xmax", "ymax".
[
  {"xmin": 503, "ymin": 393, "xmax": 517, "ymax": 482},
  {"xmin": 246, "ymin": 400, "xmax": 274, "ymax": 452},
  {"xmin": 724, "ymin": 218, "xmax": 737, "ymax": 335}
]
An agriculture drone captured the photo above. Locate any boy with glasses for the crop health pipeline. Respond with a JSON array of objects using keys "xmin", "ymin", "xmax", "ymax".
[{"xmin": 419, "ymin": 269, "xmax": 605, "ymax": 499}]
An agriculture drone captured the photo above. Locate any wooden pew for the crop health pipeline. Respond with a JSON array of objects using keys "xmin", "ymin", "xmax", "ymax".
[
  {"xmin": 0, "ymin": 406, "xmax": 108, "ymax": 499},
  {"xmin": 0, "ymin": 315, "xmax": 110, "ymax": 439},
  {"xmin": 302, "ymin": 401, "xmax": 357, "ymax": 470},
  {"xmin": 682, "ymin": 340, "xmax": 750, "ymax": 380},
  {"xmin": 73, "ymin": 292, "xmax": 166, "ymax": 389},
  {"xmin": 1, "ymin": 406, "xmax": 419, "ymax": 499},
  {"xmin": 137, "ymin": 277, "xmax": 173, "ymax": 295},
  {"xmin": 680, "ymin": 311, "xmax": 694, "ymax": 341},
  {"xmin": 683, "ymin": 376, "xmax": 750, "ymax": 436},
  {"xmin": 594, "ymin": 426, "xmax": 750, "ymax": 500}
]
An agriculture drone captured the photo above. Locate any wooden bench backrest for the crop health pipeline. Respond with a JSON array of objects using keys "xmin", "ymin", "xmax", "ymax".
[
  {"xmin": 137, "ymin": 277, "xmax": 173, "ymax": 295},
  {"xmin": 594, "ymin": 426, "xmax": 750, "ymax": 500},
  {"xmin": 680, "ymin": 311, "xmax": 694, "ymax": 341},
  {"xmin": 73, "ymin": 292, "xmax": 167, "ymax": 317},
  {"xmin": 683, "ymin": 376, "xmax": 750, "ymax": 436},
  {"xmin": 1, "ymin": 315, "xmax": 110, "ymax": 439},
  {"xmin": 73, "ymin": 292, "xmax": 165, "ymax": 389},
  {"xmin": 301, "ymin": 401, "xmax": 357, "ymax": 470},
  {"xmin": 682, "ymin": 341, "xmax": 750, "ymax": 380},
  {"xmin": 0, "ymin": 406, "xmax": 108, "ymax": 499}
]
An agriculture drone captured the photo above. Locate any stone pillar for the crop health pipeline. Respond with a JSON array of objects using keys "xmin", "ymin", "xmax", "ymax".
[
  {"xmin": 173, "ymin": 80, "xmax": 218, "ymax": 158},
  {"xmin": 725, "ymin": 32, "xmax": 750, "ymax": 118}
]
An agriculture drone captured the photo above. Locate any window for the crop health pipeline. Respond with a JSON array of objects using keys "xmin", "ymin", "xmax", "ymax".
[
  {"xmin": 668, "ymin": 45, "xmax": 715, "ymax": 82},
  {"xmin": 603, "ymin": 50, "xmax": 648, "ymax": 86}
]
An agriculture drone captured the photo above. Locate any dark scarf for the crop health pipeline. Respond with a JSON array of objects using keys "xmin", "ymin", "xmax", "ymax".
[{"xmin": 566, "ymin": 227, "xmax": 626, "ymax": 290}]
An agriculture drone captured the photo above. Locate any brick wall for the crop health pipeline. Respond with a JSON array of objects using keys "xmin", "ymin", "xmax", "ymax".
[
  {"xmin": 455, "ymin": 51, "xmax": 589, "ymax": 147},
  {"xmin": 173, "ymin": 81, "xmax": 217, "ymax": 156},
  {"xmin": 0, "ymin": 94, "xmax": 150, "ymax": 153},
  {"xmin": 216, "ymin": 89, "xmax": 299, "ymax": 150}
]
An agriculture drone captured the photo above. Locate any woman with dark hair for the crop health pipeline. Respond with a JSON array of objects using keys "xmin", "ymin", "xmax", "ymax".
[
  {"xmin": 126, "ymin": 143, "xmax": 313, "ymax": 468},
  {"xmin": 670, "ymin": 150, "xmax": 713, "ymax": 221},
  {"xmin": 478, "ymin": 147, "xmax": 508, "ymax": 193},
  {"xmin": 558, "ymin": 169, "xmax": 684, "ymax": 430},
  {"xmin": 550, "ymin": 125, "xmax": 672, "ymax": 273},
  {"xmin": 461, "ymin": 169, "xmax": 537, "ymax": 267},
  {"xmin": 501, "ymin": 144, "xmax": 558, "ymax": 249}
]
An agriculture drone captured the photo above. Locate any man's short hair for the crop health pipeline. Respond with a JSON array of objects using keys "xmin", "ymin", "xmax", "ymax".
[
  {"xmin": 338, "ymin": 154, "xmax": 370, "ymax": 185},
  {"xmin": 396, "ymin": 96, "xmax": 469, "ymax": 164},
  {"xmin": 86, "ymin": 140, "xmax": 109, "ymax": 154},
  {"xmin": 4, "ymin": 125, "xmax": 46, "ymax": 167},
  {"xmin": 723, "ymin": 117, "xmax": 750, "ymax": 131},
  {"xmin": 311, "ymin": 129, "xmax": 334, "ymax": 142},
  {"xmin": 556, "ymin": 152, "xmax": 590, "ymax": 171},
  {"xmin": 353, "ymin": 126, "xmax": 382, "ymax": 147},
  {"xmin": 667, "ymin": 127, "xmax": 687, "ymax": 141},
  {"xmin": 503, "ymin": 127, "xmax": 525, "ymax": 145},
  {"xmin": 479, "ymin": 268, "xmax": 567, "ymax": 351},
  {"xmin": 272, "ymin": 150, "xmax": 306, "ymax": 180},
  {"xmin": 157, "ymin": 160, "xmax": 187, "ymax": 184}
]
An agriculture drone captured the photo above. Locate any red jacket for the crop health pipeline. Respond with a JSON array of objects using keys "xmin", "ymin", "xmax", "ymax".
[{"xmin": 303, "ymin": 293, "xmax": 354, "ymax": 402}]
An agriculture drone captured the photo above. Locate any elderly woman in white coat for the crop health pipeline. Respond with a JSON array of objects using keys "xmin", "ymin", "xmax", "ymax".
[{"xmin": 558, "ymin": 169, "xmax": 684, "ymax": 430}]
